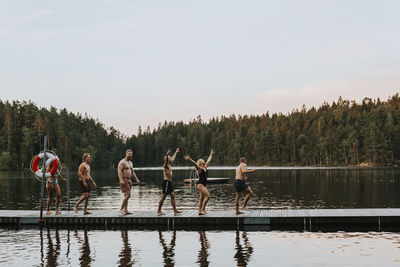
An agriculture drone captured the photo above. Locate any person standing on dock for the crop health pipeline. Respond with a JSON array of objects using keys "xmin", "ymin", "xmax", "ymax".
[
  {"xmin": 234, "ymin": 157, "xmax": 256, "ymax": 215},
  {"xmin": 73, "ymin": 153, "xmax": 97, "ymax": 214},
  {"xmin": 157, "ymin": 148, "xmax": 182, "ymax": 215},
  {"xmin": 45, "ymin": 164, "xmax": 66, "ymax": 215},
  {"xmin": 118, "ymin": 149, "xmax": 140, "ymax": 215},
  {"xmin": 184, "ymin": 150, "xmax": 214, "ymax": 215}
]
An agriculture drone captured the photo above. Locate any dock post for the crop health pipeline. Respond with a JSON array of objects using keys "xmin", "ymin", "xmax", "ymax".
[
  {"xmin": 67, "ymin": 168, "xmax": 70, "ymax": 212},
  {"xmin": 39, "ymin": 136, "xmax": 48, "ymax": 223},
  {"xmin": 378, "ymin": 216, "xmax": 381, "ymax": 231}
]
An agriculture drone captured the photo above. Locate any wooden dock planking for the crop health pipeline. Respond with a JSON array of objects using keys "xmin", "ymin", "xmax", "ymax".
[{"xmin": 1, "ymin": 208, "xmax": 400, "ymax": 229}]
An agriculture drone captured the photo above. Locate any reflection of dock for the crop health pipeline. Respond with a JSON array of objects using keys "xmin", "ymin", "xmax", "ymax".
[{"xmin": 1, "ymin": 209, "xmax": 400, "ymax": 230}]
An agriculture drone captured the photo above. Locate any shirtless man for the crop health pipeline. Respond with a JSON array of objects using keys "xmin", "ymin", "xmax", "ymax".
[
  {"xmin": 234, "ymin": 157, "xmax": 256, "ymax": 215},
  {"xmin": 74, "ymin": 153, "xmax": 97, "ymax": 214},
  {"xmin": 157, "ymin": 148, "xmax": 182, "ymax": 216},
  {"xmin": 118, "ymin": 149, "xmax": 140, "ymax": 215}
]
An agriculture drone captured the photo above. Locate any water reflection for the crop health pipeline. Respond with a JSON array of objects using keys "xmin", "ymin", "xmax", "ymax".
[
  {"xmin": 234, "ymin": 231, "xmax": 254, "ymax": 267},
  {"xmin": 158, "ymin": 231, "xmax": 176, "ymax": 266},
  {"xmin": 197, "ymin": 231, "xmax": 210, "ymax": 267},
  {"xmin": 14, "ymin": 228, "xmax": 400, "ymax": 266},
  {"xmin": 46, "ymin": 228, "xmax": 61, "ymax": 267},
  {"xmin": 119, "ymin": 230, "xmax": 133, "ymax": 267},
  {"xmin": 75, "ymin": 230, "xmax": 92, "ymax": 267}
]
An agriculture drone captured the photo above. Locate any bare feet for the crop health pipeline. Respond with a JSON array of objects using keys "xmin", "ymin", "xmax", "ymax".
[
  {"xmin": 241, "ymin": 207, "xmax": 249, "ymax": 211},
  {"xmin": 174, "ymin": 210, "xmax": 182, "ymax": 216},
  {"xmin": 120, "ymin": 209, "xmax": 127, "ymax": 215},
  {"xmin": 73, "ymin": 206, "xmax": 78, "ymax": 213},
  {"xmin": 236, "ymin": 211, "xmax": 244, "ymax": 215},
  {"xmin": 55, "ymin": 211, "xmax": 61, "ymax": 215},
  {"xmin": 201, "ymin": 209, "xmax": 207, "ymax": 214},
  {"xmin": 125, "ymin": 211, "xmax": 132, "ymax": 215},
  {"xmin": 198, "ymin": 211, "xmax": 206, "ymax": 216},
  {"xmin": 157, "ymin": 211, "xmax": 165, "ymax": 216},
  {"xmin": 83, "ymin": 210, "xmax": 91, "ymax": 215},
  {"xmin": 46, "ymin": 210, "xmax": 52, "ymax": 215}
]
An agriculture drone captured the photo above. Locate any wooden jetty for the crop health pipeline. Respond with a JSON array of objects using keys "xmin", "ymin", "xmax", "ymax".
[{"xmin": 1, "ymin": 209, "xmax": 400, "ymax": 230}]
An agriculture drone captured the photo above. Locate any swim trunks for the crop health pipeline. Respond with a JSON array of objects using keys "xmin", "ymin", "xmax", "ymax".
[
  {"xmin": 79, "ymin": 180, "xmax": 91, "ymax": 193},
  {"xmin": 162, "ymin": 180, "xmax": 174, "ymax": 194},
  {"xmin": 120, "ymin": 178, "xmax": 132, "ymax": 193},
  {"xmin": 234, "ymin": 179, "xmax": 249, "ymax": 193}
]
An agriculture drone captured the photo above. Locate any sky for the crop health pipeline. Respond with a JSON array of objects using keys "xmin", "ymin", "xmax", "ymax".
[{"xmin": 0, "ymin": 0, "xmax": 399, "ymax": 136}]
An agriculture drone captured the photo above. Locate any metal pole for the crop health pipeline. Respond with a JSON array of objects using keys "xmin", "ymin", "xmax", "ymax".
[
  {"xmin": 67, "ymin": 168, "xmax": 70, "ymax": 212},
  {"xmin": 39, "ymin": 136, "xmax": 47, "ymax": 223}
]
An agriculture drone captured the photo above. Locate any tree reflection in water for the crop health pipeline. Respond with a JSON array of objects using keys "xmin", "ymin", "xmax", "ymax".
[
  {"xmin": 158, "ymin": 231, "xmax": 176, "ymax": 267},
  {"xmin": 197, "ymin": 231, "xmax": 210, "ymax": 267},
  {"xmin": 234, "ymin": 231, "xmax": 254, "ymax": 267}
]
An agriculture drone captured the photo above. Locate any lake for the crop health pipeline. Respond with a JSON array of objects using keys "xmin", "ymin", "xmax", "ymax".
[{"xmin": 1, "ymin": 167, "xmax": 400, "ymax": 266}]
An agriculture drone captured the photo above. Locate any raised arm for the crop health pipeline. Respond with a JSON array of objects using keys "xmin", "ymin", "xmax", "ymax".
[
  {"xmin": 184, "ymin": 155, "xmax": 201, "ymax": 171},
  {"xmin": 205, "ymin": 149, "xmax": 214, "ymax": 168},
  {"xmin": 170, "ymin": 148, "xmax": 180, "ymax": 163}
]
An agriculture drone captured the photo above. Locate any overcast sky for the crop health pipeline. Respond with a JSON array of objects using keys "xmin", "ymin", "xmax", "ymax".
[{"xmin": 1, "ymin": 0, "xmax": 399, "ymax": 135}]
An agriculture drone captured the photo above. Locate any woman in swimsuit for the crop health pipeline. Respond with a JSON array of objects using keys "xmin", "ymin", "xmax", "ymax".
[
  {"xmin": 46, "ymin": 164, "xmax": 66, "ymax": 215},
  {"xmin": 184, "ymin": 150, "xmax": 214, "ymax": 215}
]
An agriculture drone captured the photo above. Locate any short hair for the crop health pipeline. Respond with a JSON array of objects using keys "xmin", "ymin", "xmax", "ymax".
[
  {"xmin": 240, "ymin": 157, "xmax": 246, "ymax": 163},
  {"xmin": 126, "ymin": 149, "xmax": 132, "ymax": 154},
  {"xmin": 82, "ymin": 153, "xmax": 90, "ymax": 162}
]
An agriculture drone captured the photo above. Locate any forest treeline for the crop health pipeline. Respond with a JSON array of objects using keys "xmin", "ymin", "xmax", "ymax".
[{"xmin": 1, "ymin": 94, "xmax": 400, "ymax": 170}]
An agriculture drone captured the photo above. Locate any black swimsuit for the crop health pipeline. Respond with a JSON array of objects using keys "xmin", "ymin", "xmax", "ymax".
[{"xmin": 198, "ymin": 169, "xmax": 208, "ymax": 186}]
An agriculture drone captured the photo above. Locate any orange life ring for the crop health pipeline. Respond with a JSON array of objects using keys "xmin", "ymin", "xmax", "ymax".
[{"xmin": 31, "ymin": 152, "xmax": 59, "ymax": 178}]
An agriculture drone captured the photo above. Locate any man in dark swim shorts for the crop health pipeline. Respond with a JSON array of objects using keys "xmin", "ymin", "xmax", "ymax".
[
  {"xmin": 157, "ymin": 148, "xmax": 181, "ymax": 216},
  {"xmin": 234, "ymin": 157, "xmax": 256, "ymax": 215},
  {"xmin": 74, "ymin": 153, "xmax": 97, "ymax": 214}
]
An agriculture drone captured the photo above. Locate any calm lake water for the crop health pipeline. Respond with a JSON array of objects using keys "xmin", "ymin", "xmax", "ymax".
[
  {"xmin": 1, "ymin": 167, "xmax": 400, "ymax": 266},
  {"xmin": 1, "ymin": 167, "xmax": 400, "ymax": 210}
]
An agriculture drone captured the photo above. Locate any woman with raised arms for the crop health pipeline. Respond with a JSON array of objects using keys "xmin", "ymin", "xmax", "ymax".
[{"xmin": 184, "ymin": 150, "xmax": 214, "ymax": 215}]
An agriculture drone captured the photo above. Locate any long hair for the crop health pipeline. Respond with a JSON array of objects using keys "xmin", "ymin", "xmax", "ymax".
[{"xmin": 163, "ymin": 153, "xmax": 169, "ymax": 170}]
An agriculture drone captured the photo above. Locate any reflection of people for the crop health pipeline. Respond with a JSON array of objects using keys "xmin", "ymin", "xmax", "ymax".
[
  {"xmin": 234, "ymin": 231, "xmax": 254, "ymax": 266},
  {"xmin": 197, "ymin": 231, "xmax": 210, "ymax": 267},
  {"xmin": 46, "ymin": 228, "xmax": 61, "ymax": 266},
  {"xmin": 158, "ymin": 231, "xmax": 176, "ymax": 266},
  {"xmin": 184, "ymin": 150, "xmax": 214, "ymax": 215},
  {"xmin": 45, "ymin": 164, "xmax": 66, "ymax": 215},
  {"xmin": 119, "ymin": 230, "xmax": 133, "ymax": 267},
  {"xmin": 158, "ymin": 148, "xmax": 181, "ymax": 215},
  {"xmin": 118, "ymin": 149, "xmax": 140, "ymax": 215},
  {"xmin": 234, "ymin": 158, "xmax": 256, "ymax": 215},
  {"xmin": 74, "ymin": 153, "xmax": 97, "ymax": 214},
  {"xmin": 75, "ymin": 230, "xmax": 92, "ymax": 267}
]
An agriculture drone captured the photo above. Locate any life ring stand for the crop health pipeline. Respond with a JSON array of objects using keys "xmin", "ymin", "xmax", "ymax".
[{"xmin": 30, "ymin": 151, "xmax": 60, "ymax": 179}]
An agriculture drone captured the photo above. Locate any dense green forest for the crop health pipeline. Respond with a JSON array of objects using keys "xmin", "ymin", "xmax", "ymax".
[{"xmin": 1, "ymin": 95, "xmax": 400, "ymax": 170}]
